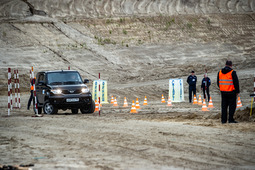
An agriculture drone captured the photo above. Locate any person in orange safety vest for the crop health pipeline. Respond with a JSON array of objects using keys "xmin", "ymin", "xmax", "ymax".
[
  {"xmin": 27, "ymin": 78, "xmax": 36, "ymax": 110},
  {"xmin": 217, "ymin": 61, "xmax": 240, "ymax": 124}
]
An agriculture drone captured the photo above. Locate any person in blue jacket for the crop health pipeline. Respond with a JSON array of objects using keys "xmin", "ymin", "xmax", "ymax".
[
  {"xmin": 201, "ymin": 74, "xmax": 211, "ymax": 102},
  {"xmin": 187, "ymin": 71, "xmax": 197, "ymax": 103}
]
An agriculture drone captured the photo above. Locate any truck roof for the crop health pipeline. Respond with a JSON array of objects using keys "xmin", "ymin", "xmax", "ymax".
[{"xmin": 38, "ymin": 70, "xmax": 79, "ymax": 74}]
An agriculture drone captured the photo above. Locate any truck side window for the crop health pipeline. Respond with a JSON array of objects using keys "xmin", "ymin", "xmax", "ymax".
[{"xmin": 38, "ymin": 74, "xmax": 45, "ymax": 84}]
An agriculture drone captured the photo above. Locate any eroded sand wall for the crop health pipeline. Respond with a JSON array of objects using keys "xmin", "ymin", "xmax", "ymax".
[{"xmin": 1, "ymin": 0, "xmax": 255, "ymax": 18}]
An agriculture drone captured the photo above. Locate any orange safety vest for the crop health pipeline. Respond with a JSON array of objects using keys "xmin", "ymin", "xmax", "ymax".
[
  {"xmin": 219, "ymin": 70, "xmax": 235, "ymax": 92},
  {"xmin": 30, "ymin": 79, "xmax": 35, "ymax": 90}
]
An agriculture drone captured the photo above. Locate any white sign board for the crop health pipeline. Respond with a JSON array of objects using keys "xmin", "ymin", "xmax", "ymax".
[
  {"xmin": 169, "ymin": 79, "xmax": 184, "ymax": 102},
  {"xmin": 92, "ymin": 80, "xmax": 108, "ymax": 104}
]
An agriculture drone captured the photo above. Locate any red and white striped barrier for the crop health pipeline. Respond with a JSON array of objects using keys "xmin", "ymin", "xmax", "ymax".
[
  {"xmin": 13, "ymin": 69, "xmax": 21, "ymax": 109},
  {"xmin": 14, "ymin": 70, "xmax": 17, "ymax": 108},
  {"xmin": 7, "ymin": 68, "xmax": 21, "ymax": 115}
]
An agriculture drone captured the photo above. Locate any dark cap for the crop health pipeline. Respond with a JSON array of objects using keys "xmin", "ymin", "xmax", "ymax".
[
  {"xmin": 191, "ymin": 71, "xmax": 195, "ymax": 73},
  {"xmin": 226, "ymin": 60, "xmax": 232, "ymax": 66}
]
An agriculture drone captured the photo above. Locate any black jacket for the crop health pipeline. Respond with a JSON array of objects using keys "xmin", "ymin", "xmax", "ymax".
[
  {"xmin": 187, "ymin": 75, "xmax": 197, "ymax": 86},
  {"xmin": 217, "ymin": 66, "xmax": 240, "ymax": 94},
  {"xmin": 201, "ymin": 77, "xmax": 211, "ymax": 89}
]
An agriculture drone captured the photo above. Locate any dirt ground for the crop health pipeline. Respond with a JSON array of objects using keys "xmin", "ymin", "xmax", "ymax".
[{"xmin": 1, "ymin": 94, "xmax": 255, "ymax": 170}]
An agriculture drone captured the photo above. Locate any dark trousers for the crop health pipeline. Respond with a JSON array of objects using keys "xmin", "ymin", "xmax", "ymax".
[
  {"xmin": 189, "ymin": 86, "xmax": 196, "ymax": 103},
  {"xmin": 203, "ymin": 87, "xmax": 210, "ymax": 102},
  {"xmin": 27, "ymin": 90, "xmax": 34, "ymax": 110},
  {"xmin": 221, "ymin": 92, "xmax": 237, "ymax": 123}
]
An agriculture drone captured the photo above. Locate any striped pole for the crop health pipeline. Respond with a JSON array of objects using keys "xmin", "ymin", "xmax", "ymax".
[
  {"xmin": 30, "ymin": 69, "xmax": 32, "ymax": 90},
  {"xmin": 10, "ymin": 69, "xmax": 12, "ymax": 110},
  {"xmin": 31, "ymin": 66, "xmax": 34, "ymax": 80},
  {"xmin": 33, "ymin": 79, "xmax": 39, "ymax": 115},
  {"xmin": 98, "ymin": 73, "xmax": 101, "ymax": 116},
  {"xmin": 8, "ymin": 68, "xmax": 11, "ymax": 116},
  {"xmin": 17, "ymin": 69, "xmax": 21, "ymax": 108},
  {"xmin": 14, "ymin": 70, "xmax": 18, "ymax": 108}
]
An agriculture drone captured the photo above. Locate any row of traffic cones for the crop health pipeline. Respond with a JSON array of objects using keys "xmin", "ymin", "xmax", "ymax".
[
  {"xmin": 109, "ymin": 95, "xmax": 171, "ymax": 114},
  {"xmin": 193, "ymin": 94, "xmax": 243, "ymax": 111},
  {"xmin": 96, "ymin": 94, "xmax": 243, "ymax": 113},
  {"xmin": 192, "ymin": 94, "xmax": 214, "ymax": 111},
  {"xmin": 110, "ymin": 96, "xmax": 149, "ymax": 107}
]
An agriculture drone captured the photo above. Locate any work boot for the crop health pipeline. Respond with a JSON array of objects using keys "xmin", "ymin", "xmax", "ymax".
[{"xmin": 229, "ymin": 120, "xmax": 238, "ymax": 123}]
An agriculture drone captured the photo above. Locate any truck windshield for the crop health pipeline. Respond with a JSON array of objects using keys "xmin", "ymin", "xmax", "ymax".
[{"xmin": 47, "ymin": 72, "xmax": 83, "ymax": 85}]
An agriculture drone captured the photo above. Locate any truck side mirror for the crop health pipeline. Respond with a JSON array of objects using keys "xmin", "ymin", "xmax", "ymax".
[{"xmin": 84, "ymin": 79, "xmax": 89, "ymax": 84}]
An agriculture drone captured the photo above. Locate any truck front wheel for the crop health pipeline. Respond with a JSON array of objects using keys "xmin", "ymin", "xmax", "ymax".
[
  {"xmin": 80, "ymin": 101, "xmax": 95, "ymax": 114},
  {"xmin": 43, "ymin": 100, "xmax": 58, "ymax": 114}
]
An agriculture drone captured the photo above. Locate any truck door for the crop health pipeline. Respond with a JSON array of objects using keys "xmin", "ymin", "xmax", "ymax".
[{"xmin": 36, "ymin": 73, "xmax": 46, "ymax": 105}]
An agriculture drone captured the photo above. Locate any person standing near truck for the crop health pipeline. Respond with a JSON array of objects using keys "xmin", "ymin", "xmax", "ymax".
[
  {"xmin": 27, "ymin": 77, "xmax": 36, "ymax": 110},
  {"xmin": 187, "ymin": 71, "xmax": 197, "ymax": 103}
]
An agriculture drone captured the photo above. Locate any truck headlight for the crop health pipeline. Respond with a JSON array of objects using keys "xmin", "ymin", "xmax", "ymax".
[
  {"xmin": 81, "ymin": 88, "xmax": 89, "ymax": 93},
  {"xmin": 51, "ymin": 89, "xmax": 62, "ymax": 94}
]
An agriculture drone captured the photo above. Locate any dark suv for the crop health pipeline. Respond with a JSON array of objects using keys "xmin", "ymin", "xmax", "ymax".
[{"xmin": 35, "ymin": 70, "xmax": 95, "ymax": 114}]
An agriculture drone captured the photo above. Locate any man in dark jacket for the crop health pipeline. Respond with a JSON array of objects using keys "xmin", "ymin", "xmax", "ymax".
[
  {"xmin": 201, "ymin": 74, "xmax": 211, "ymax": 102},
  {"xmin": 217, "ymin": 61, "xmax": 240, "ymax": 124},
  {"xmin": 187, "ymin": 71, "xmax": 197, "ymax": 103}
]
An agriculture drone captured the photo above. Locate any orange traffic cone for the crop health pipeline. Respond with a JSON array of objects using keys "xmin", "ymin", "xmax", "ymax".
[
  {"xmin": 237, "ymin": 96, "xmax": 243, "ymax": 108},
  {"xmin": 135, "ymin": 98, "xmax": 141, "ymax": 109},
  {"xmin": 110, "ymin": 96, "xmax": 114, "ymax": 104},
  {"xmin": 167, "ymin": 96, "xmax": 172, "ymax": 106},
  {"xmin": 208, "ymin": 97, "xmax": 214, "ymax": 108},
  {"xmin": 130, "ymin": 100, "xmax": 137, "ymax": 113},
  {"xmin": 113, "ymin": 97, "xmax": 118, "ymax": 106},
  {"xmin": 193, "ymin": 95, "xmax": 198, "ymax": 104},
  {"xmin": 143, "ymin": 96, "xmax": 148, "ymax": 105},
  {"xmin": 161, "ymin": 94, "xmax": 166, "ymax": 103},
  {"xmin": 198, "ymin": 95, "xmax": 203, "ymax": 105},
  {"xmin": 94, "ymin": 100, "xmax": 99, "ymax": 112},
  {"xmin": 201, "ymin": 99, "xmax": 209, "ymax": 111},
  {"xmin": 123, "ymin": 97, "xmax": 128, "ymax": 107}
]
